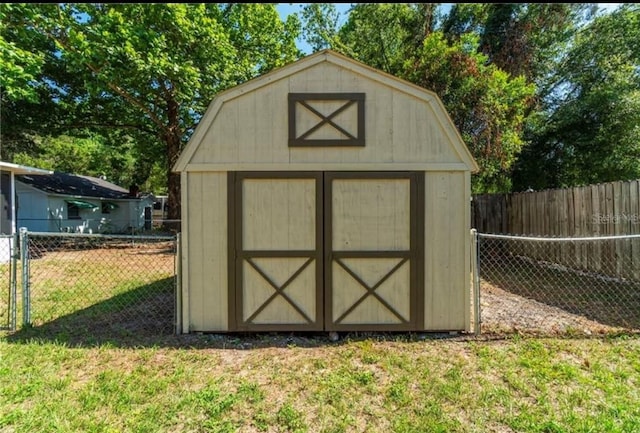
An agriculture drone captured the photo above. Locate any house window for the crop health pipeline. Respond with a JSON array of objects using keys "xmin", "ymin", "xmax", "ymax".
[
  {"xmin": 67, "ymin": 203, "xmax": 81, "ymax": 219},
  {"xmin": 101, "ymin": 201, "xmax": 118, "ymax": 214}
]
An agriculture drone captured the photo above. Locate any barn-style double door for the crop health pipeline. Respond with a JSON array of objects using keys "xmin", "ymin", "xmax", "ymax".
[{"xmin": 229, "ymin": 172, "xmax": 424, "ymax": 331}]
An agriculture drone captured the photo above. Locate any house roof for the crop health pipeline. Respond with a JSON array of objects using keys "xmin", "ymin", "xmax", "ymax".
[
  {"xmin": 16, "ymin": 171, "xmax": 139, "ymax": 200},
  {"xmin": 0, "ymin": 161, "xmax": 52, "ymax": 175},
  {"xmin": 173, "ymin": 49, "xmax": 479, "ymax": 173}
]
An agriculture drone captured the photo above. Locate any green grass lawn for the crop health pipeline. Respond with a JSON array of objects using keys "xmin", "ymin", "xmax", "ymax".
[{"xmin": 1, "ymin": 334, "xmax": 639, "ymax": 433}]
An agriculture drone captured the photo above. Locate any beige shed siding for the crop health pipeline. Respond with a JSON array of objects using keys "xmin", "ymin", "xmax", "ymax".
[
  {"xmin": 185, "ymin": 172, "xmax": 228, "ymax": 331},
  {"xmin": 424, "ymin": 171, "xmax": 469, "ymax": 331},
  {"xmin": 189, "ymin": 62, "xmax": 460, "ymax": 166}
]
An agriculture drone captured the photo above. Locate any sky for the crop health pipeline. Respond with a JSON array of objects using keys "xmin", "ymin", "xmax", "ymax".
[{"xmin": 276, "ymin": 3, "xmax": 623, "ymax": 55}]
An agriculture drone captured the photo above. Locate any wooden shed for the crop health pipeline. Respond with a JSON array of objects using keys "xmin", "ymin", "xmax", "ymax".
[{"xmin": 173, "ymin": 50, "xmax": 478, "ymax": 333}]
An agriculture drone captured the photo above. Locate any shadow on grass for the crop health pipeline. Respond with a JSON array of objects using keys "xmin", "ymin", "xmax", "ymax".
[
  {"xmin": 3, "ymin": 276, "xmax": 470, "ymax": 348},
  {"xmin": 4, "ymin": 272, "xmax": 637, "ymax": 348},
  {"xmin": 5, "ymin": 277, "xmax": 179, "ymax": 348},
  {"xmin": 3, "ymin": 271, "xmax": 638, "ymax": 348},
  {"xmin": 482, "ymin": 254, "xmax": 640, "ymax": 330}
]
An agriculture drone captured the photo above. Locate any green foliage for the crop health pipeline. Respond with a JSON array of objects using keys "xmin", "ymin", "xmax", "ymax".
[
  {"xmin": 0, "ymin": 5, "xmax": 46, "ymax": 103},
  {"xmin": 0, "ymin": 35, "xmax": 43, "ymax": 103},
  {"xmin": 300, "ymin": 3, "xmax": 342, "ymax": 52},
  {"xmin": 12, "ymin": 134, "xmax": 137, "ymax": 188},
  {"xmin": 514, "ymin": 5, "xmax": 640, "ymax": 189},
  {"xmin": 443, "ymin": 4, "xmax": 595, "ymax": 85},
  {"xmin": 409, "ymin": 32, "xmax": 535, "ymax": 192},
  {"xmin": 2, "ymin": 4, "xmax": 301, "ymax": 217},
  {"xmin": 142, "ymin": 161, "xmax": 170, "ymax": 195},
  {"xmin": 336, "ymin": 3, "xmax": 423, "ymax": 76}
]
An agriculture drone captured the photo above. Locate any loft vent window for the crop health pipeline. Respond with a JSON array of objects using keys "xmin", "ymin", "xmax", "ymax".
[{"xmin": 288, "ymin": 93, "xmax": 365, "ymax": 147}]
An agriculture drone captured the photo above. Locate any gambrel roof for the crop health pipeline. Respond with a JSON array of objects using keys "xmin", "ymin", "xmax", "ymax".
[{"xmin": 174, "ymin": 49, "xmax": 478, "ymax": 173}]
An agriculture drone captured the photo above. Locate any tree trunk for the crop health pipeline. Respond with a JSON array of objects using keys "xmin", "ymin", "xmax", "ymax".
[
  {"xmin": 165, "ymin": 96, "xmax": 182, "ymax": 232},
  {"xmin": 165, "ymin": 132, "xmax": 182, "ymax": 230}
]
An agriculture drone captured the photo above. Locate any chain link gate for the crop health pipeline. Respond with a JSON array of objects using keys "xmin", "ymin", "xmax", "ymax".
[
  {"xmin": 0, "ymin": 234, "xmax": 18, "ymax": 331},
  {"xmin": 14, "ymin": 230, "xmax": 178, "ymax": 340}
]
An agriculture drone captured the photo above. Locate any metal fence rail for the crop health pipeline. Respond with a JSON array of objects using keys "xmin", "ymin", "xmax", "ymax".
[
  {"xmin": 22, "ymin": 231, "xmax": 177, "ymax": 338},
  {"xmin": 476, "ymin": 233, "xmax": 640, "ymax": 335}
]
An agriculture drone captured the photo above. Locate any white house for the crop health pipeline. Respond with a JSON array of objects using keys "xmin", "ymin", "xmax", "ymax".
[
  {"xmin": 15, "ymin": 171, "xmax": 154, "ymax": 234},
  {"xmin": 1, "ymin": 161, "xmax": 52, "ymax": 262}
]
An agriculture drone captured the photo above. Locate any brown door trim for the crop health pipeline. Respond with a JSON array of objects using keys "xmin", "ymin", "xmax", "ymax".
[
  {"xmin": 229, "ymin": 171, "xmax": 425, "ymax": 332},
  {"xmin": 323, "ymin": 171, "xmax": 425, "ymax": 331},
  {"xmin": 228, "ymin": 171, "xmax": 324, "ymax": 331}
]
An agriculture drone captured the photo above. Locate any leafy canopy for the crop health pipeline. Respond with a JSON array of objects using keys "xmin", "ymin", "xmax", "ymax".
[
  {"xmin": 513, "ymin": 4, "xmax": 640, "ymax": 189},
  {"xmin": 1, "ymin": 4, "xmax": 301, "ymax": 219}
]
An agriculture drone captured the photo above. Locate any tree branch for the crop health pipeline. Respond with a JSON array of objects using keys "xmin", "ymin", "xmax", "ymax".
[
  {"xmin": 67, "ymin": 122, "xmax": 156, "ymax": 135},
  {"xmin": 40, "ymin": 20, "xmax": 169, "ymax": 133}
]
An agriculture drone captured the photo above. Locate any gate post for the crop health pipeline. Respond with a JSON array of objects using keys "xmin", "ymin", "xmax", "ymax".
[
  {"xmin": 471, "ymin": 229, "xmax": 481, "ymax": 336},
  {"xmin": 19, "ymin": 228, "xmax": 30, "ymax": 327},
  {"xmin": 175, "ymin": 233, "xmax": 182, "ymax": 335},
  {"xmin": 9, "ymin": 232, "xmax": 18, "ymax": 331}
]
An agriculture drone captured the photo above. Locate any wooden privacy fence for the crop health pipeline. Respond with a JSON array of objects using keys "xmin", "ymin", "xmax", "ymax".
[{"xmin": 472, "ymin": 179, "xmax": 640, "ymax": 280}]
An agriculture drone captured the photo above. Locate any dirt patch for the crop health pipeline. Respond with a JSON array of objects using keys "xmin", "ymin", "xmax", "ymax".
[{"xmin": 480, "ymin": 280, "xmax": 630, "ymax": 336}]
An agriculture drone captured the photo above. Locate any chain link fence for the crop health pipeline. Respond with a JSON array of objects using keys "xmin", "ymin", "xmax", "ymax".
[
  {"xmin": 0, "ymin": 234, "xmax": 17, "ymax": 331},
  {"xmin": 476, "ymin": 232, "xmax": 640, "ymax": 335},
  {"xmin": 6, "ymin": 229, "xmax": 640, "ymax": 341},
  {"xmin": 19, "ymin": 231, "xmax": 178, "ymax": 340}
]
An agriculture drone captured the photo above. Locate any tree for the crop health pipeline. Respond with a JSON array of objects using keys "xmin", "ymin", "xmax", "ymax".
[
  {"xmin": 334, "ymin": 3, "xmax": 424, "ymax": 76},
  {"xmin": 308, "ymin": 3, "xmax": 535, "ymax": 192},
  {"xmin": 0, "ymin": 5, "xmax": 46, "ymax": 103},
  {"xmin": 300, "ymin": 3, "xmax": 342, "ymax": 52},
  {"xmin": 407, "ymin": 32, "xmax": 534, "ymax": 192},
  {"xmin": 12, "ymin": 134, "xmax": 137, "ymax": 186},
  {"xmin": 1, "ymin": 4, "xmax": 72, "ymax": 159},
  {"xmin": 513, "ymin": 4, "xmax": 640, "ymax": 189},
  {"xmin": 1, "ymin": 4, "xmax": 301, "ymax": 221},
  {"xmin": 442, "ymin": 4, "xmax": 595, "ymax": 86}
]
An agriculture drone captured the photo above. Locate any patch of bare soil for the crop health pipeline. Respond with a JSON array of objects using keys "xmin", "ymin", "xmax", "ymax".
[{"xmin": 480, "ymin": 280, "xmax": 630, "ymax": 336}]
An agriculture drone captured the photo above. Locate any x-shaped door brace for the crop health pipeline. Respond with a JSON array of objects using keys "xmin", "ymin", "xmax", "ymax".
[
  {"xmin": 288, "ymin": 93, "xmax": 365, "ymax": 147},
  {"xmin": 333, "ymin": 257, "xmax": 410, "ymax": 325},
  {"xmin": 244, "ymin": 257, "xmax": 315, "ymax": 324}
]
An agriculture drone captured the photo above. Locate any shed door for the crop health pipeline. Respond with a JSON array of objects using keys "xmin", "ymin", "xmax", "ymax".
[
  {"xmin": 230, "ymin": 171, "xmax": 423, "ymax": 332},
  {"xmin": 325, "ymin": 172, "xmax": 423, "ymax": 331},
  {"xmin": 231, "ymin": 172, "xmax": 323, "ymax": 331}
]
